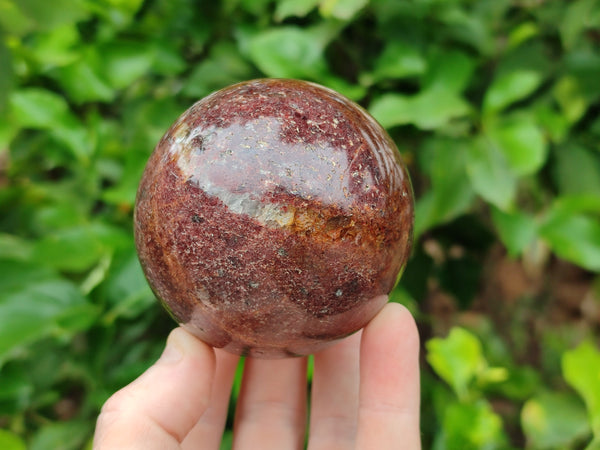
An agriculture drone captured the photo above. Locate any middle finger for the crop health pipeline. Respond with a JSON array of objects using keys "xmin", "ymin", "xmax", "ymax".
[{"xmin": 233, "ymin": 356, "xmax": 308, "ymax": 450}]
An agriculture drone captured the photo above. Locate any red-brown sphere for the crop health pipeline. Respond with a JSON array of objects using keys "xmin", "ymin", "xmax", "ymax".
[{"xmin": 134, "ymin": 79, "xmax": 413, "ymax": 358}]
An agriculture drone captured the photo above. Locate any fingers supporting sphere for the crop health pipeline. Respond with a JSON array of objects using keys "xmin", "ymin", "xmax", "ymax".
[{"xmin": 93, "ymin": 301, "xmax": 421, "ymax": 450}]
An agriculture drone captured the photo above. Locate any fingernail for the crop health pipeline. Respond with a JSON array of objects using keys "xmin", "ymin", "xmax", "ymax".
[{"xmin": 159, "ymin": 333, "xmax": 184, "ymax": 364}]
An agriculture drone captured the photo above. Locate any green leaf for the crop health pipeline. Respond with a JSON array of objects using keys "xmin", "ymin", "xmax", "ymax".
[
  {"xmin": 0, "ymin": 364, "xmax": 33, "ymax": 413},
  {"xmin": 274, "ymin": 0, "xmax": 319, "ymax": 21},
  {"xmin": 0, "ymin": 119, "xmax": 17, "ymax": 150},
  {"xmin": 220, "ymin": 430, "xmax": 234, "ymax": 450},
  {"xmin": 521, "ymin": 391, "xmax": 592, "ymax": 449},
  {"xmin": 540, "ymin": 202, "xmax": 600, "ymax": 272},
  {"xmin": 441, "ymin": 400, "xmax": 507, "ymax": 449},
  {"xmin": 319, "ymin": 0, "xmax": 368, "ymax": 20},
  {"xmin": 414, "ymin": 139, "xmax": 474, "ymax": 237},
  {"xmin": 56, "ymin": 302, "xmax": 101, "ymax": 332},
  {"xmin": 0, "ymin": 0, "xmax": 34, "ymax": 35},
  {"xmin": 319, "ymin": 75, "xmax": 367, "ymax": 101},
  {"xmin": 488, "ymin": 114, "xmax": 548, "ymax": 176},
  {"xmin": 535, "ymin": 102, "xmax": 571, "ymax": 144},
  {"xmin": 32, "ymin": 200, "xmax": 87, "ymax": 232},
  {"xmin": 552, "ymin": 145, "xmax": 600, "ymax": 196},
  {"xmin": 423, "ymin": 50, "xmax": 475, "ymax": 93},
  {"xmin": 466, "ymin": 137, "xmax": 517, "ymax": 210},
  {"xmin": 27, "ymin": 24, "xmax": 80, "ymax": 69},
  {"xmin": 365, "ymin": 40, "xmax": 426, "ymax": 84},
  {"xmin": 32, "ymin": 223, "xmax": 127, "ymax": 272},
  {"xmin": 547, "ymin": 194, "xmax": 600, "ymax": 216},
  {"xmin": 562, "ymin": 341, "xmax": 600, "ymax": 434},
  {"xmin": 0, "ymin": 40, "xmax": 14, "ymax": 115},
  {"xmin": 507, "ymin": 22, "xmax": 540, "ymax": 50},
  {"xmin": 14, "ymin": 0, "xmax": 90, "ymax": 30},
  {"xmin": 0, "ymin": 234, "xmax": 33, "ymax": 262},
  {"xmin": 9, "ymin": 88, "xmax": 93, "ymax": 160},
  {"xmin": 101, "ymin": 249, "xmax": 155, "ymax": 321},
  {"xmin": 483, "ymin": 70, "xmax": 543, "ymax": 114},
  {"xmin": 100, "ymin": 40, "xmax": 156, "ymax": 90},
  {"xmin": 183, "ymin": 42, "xmax": 254, "ymax": 99},
  {"xmin": 0, "ymin": 279, "xmax": 88, "ymax": 363},
  {"xmin": 560, "ymin": 0, "xmax": 600, "ymax": 49},
  {"xmin": 10, "ymin": 88, "xmax": 71, "ymax": 129},
  {"xmin": 0, "ymin": 429, "xmax": 26, "ymax": 450},
  {"xmin": 491, "ymin": 207, "xmax": 537, "ymax": 258},
  {"xmin": 383, "ymin": 46, "xmax": 426, "ymax": 81},
  {"xmin": 53, "ymin": 55, "xmax": 115, "ymax": 103},
  {"xmin": 411, "ymin": 88, "xmax": 471, "ymax": 130},
  {"xmin": 426, "ymin": 327, "xmax": 485, "ymax": 401},
  {"xmin": 29, "ymin": 420, "xmax": 91, "ymax": 450},
  {"xmin": 99, "ymin": 0, "xmax": 145, "ymax": 21},
  {"xmin": 0, "ymin": 260, "xmax": 56, "ymax": 293},
  {"xmin": 248, "ymin": 26, "xmax": 329, "ymax": 79},
  {"xmin": 553, "ymin": 76, "xmax": 589, "ymax": 124},
  {"xmin": 563, "ymin": 49, "xmax": 600, "ymax": 104},
  {"xmin": 369, "ymin": 88, "xmax": 471, "ymax": 130},
  {"xmin": 151, "ymin": 41, "xmax": 187, "ymax": 76},
  {"xmin": 239, "ymin": 0, "xmax": 275, "ymax": 16},
  {"xmin": 435, "ymin": 5, "xmax": 498, "ymax": 56},
  {"xmin": 587, "ymin": 436, "xmax": 600, "ymax": 450},
  {"xmin": 368, "ymin": 94, "xmax": 412, "ymax": 129}
]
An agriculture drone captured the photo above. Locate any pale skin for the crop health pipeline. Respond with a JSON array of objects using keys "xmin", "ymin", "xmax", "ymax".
[{"xmin": 93, "ymin": 300, "xmax": 421, "ymax": 449}]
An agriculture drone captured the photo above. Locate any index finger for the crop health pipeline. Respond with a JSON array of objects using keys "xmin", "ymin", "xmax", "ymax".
[{"xmin": 94, "ymin": 327, "xmax": 216, "ymax": 449}]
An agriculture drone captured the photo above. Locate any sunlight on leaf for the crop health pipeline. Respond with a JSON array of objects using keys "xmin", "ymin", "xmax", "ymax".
[
  {"xmin": 441, "ymin": 400, "xmax": 507, "ymax": 449},
  {"xmin": 426, "ymin": 327, "xmax": 485, "ymax": 401},
  {"xmin": 274, "ymin": 0, "xmax": 319, "ymax": 21},
  {"xmin": 522, "ymin": 391, "xmax": 591, "ymax": 449},
  {"xmin": 508, "ymin": 22, "xmax": 539, "ymax": 49},
  {"xmin": 0, "ymin": 429, "xmax": 26, "ymax": 450},
  {"xmin": 562, "ymin": 341, "xmax": 600, "ymax": 436},
  {"xmin": 319, "ymin": 0, "xmax": 368, "ymax": 20},
  {"xmin": 553, "ymin": 76, "xmax": 588, "ymax": 124}
]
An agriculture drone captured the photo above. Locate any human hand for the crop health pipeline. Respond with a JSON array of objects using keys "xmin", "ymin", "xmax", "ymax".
[{"xmin": 93, "ymin": 300, "xmax": 421, "ymax": 449}]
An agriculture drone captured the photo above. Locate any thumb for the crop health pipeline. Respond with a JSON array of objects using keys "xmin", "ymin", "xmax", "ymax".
[{"xmin": 94, "ymin": 327, "xmax": 216, "ymax": 450}]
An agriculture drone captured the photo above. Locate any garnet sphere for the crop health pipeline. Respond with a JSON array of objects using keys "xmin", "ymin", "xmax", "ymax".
[{"xmin": 134, "ymin": 79, "xmax": 414, "ymax": 358}]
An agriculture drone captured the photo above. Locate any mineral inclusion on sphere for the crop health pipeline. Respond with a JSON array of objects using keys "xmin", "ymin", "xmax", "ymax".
[{"xmin": 134, "ymin": 79, "xmax": 414, "ymax": 358}]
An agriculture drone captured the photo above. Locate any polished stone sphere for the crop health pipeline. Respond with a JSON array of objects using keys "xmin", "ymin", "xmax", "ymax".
[{"xmin": 134, "ymin": 79, "xmax": 414, "ymax": 358}]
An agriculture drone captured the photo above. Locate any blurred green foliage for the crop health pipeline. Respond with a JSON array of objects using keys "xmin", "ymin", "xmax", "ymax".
[{"xmin": 1, "ymin": 0, "xmax": 599, "ymax": 448}]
